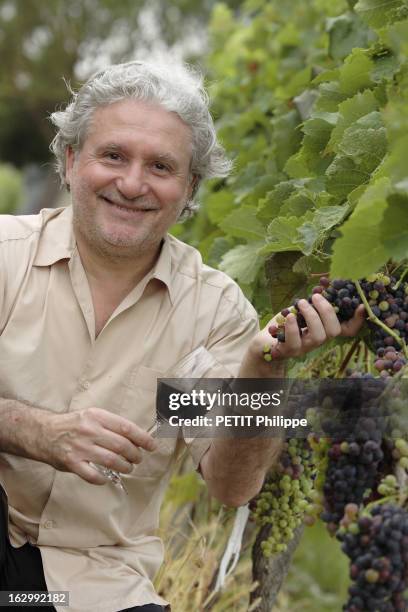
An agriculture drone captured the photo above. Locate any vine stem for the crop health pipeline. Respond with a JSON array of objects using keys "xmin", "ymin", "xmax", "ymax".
[
  {"xmin": 354, "ymin": 280, "xmax": 408, "ymax": 360},
  {"xmin": 337, "ymin": 338, "xmax": 360, "ymax": 377},
  {"xmin": 365, "ymin": 495, "xmax": 398, "ymax": 512},
  {"xmin": 364, "ymin": 344, "xmax": 371, "ymax": 375},
  {"xmin": 392, "ymin": 266, "xmax": 408, "ymax": 291},
  {"xmin": 364, "ymin": 468, "xmax": 408, "ymax": 513}
]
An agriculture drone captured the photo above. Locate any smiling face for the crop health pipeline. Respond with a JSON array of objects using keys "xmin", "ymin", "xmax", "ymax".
[{"xmin": 65, "ymin": 98, "xmax": 195, "ymax": 261}]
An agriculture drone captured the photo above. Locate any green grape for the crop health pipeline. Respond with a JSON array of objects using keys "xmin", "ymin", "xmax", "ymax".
[{"xmin": 251, "ymin": 439, "xmax": 315, "ymax": 557}]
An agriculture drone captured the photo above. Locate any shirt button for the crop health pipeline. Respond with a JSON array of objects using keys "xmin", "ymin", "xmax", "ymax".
[{"xmin": 43, "ymin": 520, "xmax": 54, "ymax": 529}]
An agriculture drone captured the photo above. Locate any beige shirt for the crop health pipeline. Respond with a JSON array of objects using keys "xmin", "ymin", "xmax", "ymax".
[{"xmin": 0, "ymin": 206, "xmax": 259, "ymax": 612}]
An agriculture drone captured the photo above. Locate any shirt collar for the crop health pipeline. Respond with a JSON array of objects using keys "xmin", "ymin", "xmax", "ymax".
[
  {"xmin": 33, "ymin": 205, "xmax": 175, "ymax": 304},
  {"xmin": 33, "ymin": 206, "xmax": 76, "ymax": 266},
  {"xmin": 151, "ymin": 236, "xmax": 174, "ymax": 303}
]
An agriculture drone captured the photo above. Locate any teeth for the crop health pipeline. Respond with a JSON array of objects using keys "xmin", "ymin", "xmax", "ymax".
[
  {"xmin": 102, "ymin": 197, "xmax": 153, "ymax": 212},
  {"xmin": 114, "ymin": 203, "xmax": 141, "ymax": 212}
]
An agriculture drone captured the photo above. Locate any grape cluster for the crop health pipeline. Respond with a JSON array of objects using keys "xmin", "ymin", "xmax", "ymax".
[
  {"xmin": 374, "ymin": 346, "xmax": 407, "ymax": 378},
  {"xmin": 316, "ymin": 379, "xmax": 386, "ymax": 530},
  {"xmin": 251, "ymin": 439, "xmax": 314, "ymax": 556},
  {"xmin": 264, "ymin": 273, "xmax": 408, "ymax": 377},
  {"xmin": 359, "ymin": 275, "xmax": 408, "ymax": 351},
  {"xmin": 337, "ymin": 504, "xmax": 408, "ymax": 611},
  {"xmin": 316, "ymin": 277, "xmax": 362, "ymax": 322}
]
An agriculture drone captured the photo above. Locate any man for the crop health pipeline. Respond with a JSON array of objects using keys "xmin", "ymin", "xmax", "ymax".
[{"xmin": 0, "ymin": 60, "xmax": 364, "ymax": 611}]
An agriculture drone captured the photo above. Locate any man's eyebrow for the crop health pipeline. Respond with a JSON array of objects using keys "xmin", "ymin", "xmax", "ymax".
[
  {"xmin": 95, "ymin": 144, "xmax": 180, "ymax": 167},
  {"xmin": 96, "ymin": 143, "xmax": 123, "ymax": 152},
  {"xmin": 154, "ymin": 153, "xmax": 179, "ymax": 167}
]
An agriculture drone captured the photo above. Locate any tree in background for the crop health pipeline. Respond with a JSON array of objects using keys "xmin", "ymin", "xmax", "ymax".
[
  {"xmin": 0, "ymin": 0, "xmax": 242, "ymax": 210},
  {"xmin": 0, "ymin": 163, "xmax": 22, "ymax": 213}
]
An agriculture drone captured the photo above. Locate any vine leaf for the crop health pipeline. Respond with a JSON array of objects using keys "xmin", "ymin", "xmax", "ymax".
[
  {"xmin": 338, "ymin": 125, "xmax": 387, "ymax": 173},
  {"xmin": 315, "ymin": 81, "xmax": 349, "ymax": 113},
  {"xmin": 279, "ymin": 191, "xmax": 314, "ymax": 217},
  {"xmin": 297, "ymin": 222, "xmax": 319, "ymax": 255},
  {"xmin": 262, "ymin": 206, "xmax": 348, "ymax": 257},
  {"xmin": 263, "ymin": 216, "xmax": 307, "ymax": 254},
  {"xmin": 298, "ymin": 206, "xmax": 349, "ymax": 255},
  {"xmin": 330, "ymin": 177, "xmax": 390, "ymax": 279},
  {"xmin": 285, "ymin": 115, "xmax": 336, "ymax": 177},
  {"xmin": 265, "ymin": 251, "xmax": 308, "ymax": 314},
  {"xmin": 327, "ymin": 89, "xmax": 379, "ymax": 152},
  {"xmin": 327, "ymin": 12, "xmax": 375, "ymax": 60},
  {"xmin": 207, "ymin": 237, "xmax": 234, "ymax": 269},
  {"xmin": 338, "ymin": 48, "xmax": 375, "ymax": 95},
  {"xmin": 218, "ymin": 206, "xmax": 266, "ymax": 241},
  {"xmin": 219, "ymin": 243, "xmax": 265, "ymax": 285},
  {"xmin": 257, "ymin": 181, "xmax": 296, "ymax": 223},
  {"xmin": 326, "ymin": 155, "xmax": 370, "ymax": 198},
  {"xmin": 381, "ymin": 190, "xmax": 408, "ymax": 260},
  {"xmin": 355, "ymin": 0, "xmax": 408, "ymax": 28},
  {"xmin": 313, "ymin": 206, "xmax": 350, "ymax": 229},
  {"xmin": 206, "ymin": 190, "xmax": 235, "ymax": 224}
]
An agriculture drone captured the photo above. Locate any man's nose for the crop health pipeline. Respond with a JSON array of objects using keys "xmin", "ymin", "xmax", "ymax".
[{"xmin": 115, "ymin": 162, "xmax": 150, "ymax": 199}]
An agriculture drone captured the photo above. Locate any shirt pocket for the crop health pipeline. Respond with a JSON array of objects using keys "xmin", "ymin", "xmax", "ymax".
[{"xmin": 121, "ymin": 366, "xmax": 177, "ymax": 480}]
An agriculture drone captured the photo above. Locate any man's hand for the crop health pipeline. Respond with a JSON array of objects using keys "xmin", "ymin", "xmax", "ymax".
[
  {"xmin": 240, "ymin": 294, "xmax": 366, "ymax": 377},
  {"xmin": 38, "ymin": 407, "xmax": 157, "ymax": 485}
]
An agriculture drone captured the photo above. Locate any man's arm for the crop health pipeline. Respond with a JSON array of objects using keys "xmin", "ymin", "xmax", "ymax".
[
  {"xmin": 0, "ymin": 398, "xmax": 157, "ymax": 484},
  {"xmin": 199, "ymin": 428, "xmax": 284, "ymax": 507},
  {"xmin": 200, "ymin": 295, "xmax": 366, "ymax": 507},
  {"xmin": 0, "ymin": 398, "xmax": 51, "ymax": 461}
]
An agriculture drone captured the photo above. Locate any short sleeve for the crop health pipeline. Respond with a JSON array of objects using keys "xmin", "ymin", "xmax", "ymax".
[{"xmin": 205, "ymin": 280, "xmax": 260, "ymax": 376}]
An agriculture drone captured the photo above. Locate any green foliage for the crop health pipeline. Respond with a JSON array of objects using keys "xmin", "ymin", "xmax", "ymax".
[
  {"xmin": 0, "ymin": 0, "xmax": 242, "ymax": 167},
  {"xmin": 174, "ymin": 0, "xmax": 408, "ymax": 323},
  {"xmin": 331, "ymin": 177, "xmax": 390, "ymax": 277},
  {"xmin": 0, "ymin": 164, "xmax": 23, "ymax": 214},
  {"xmin": 219, "ymin": 242, "xmax": 265, "ymax": 285},
  {"xmin": 355, "ymin": 0, "xmax": 408, "ymax": 29}
]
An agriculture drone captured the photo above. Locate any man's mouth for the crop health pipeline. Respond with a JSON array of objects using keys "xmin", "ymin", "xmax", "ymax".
[{"xmin": 100, "ymin": 195, "xmax": 157, "ymax": 213}]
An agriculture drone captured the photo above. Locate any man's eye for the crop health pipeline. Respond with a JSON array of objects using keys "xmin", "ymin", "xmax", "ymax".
[
  {"xmin": 154, "ymin": 162, "xmax": 170, "ymax": 172},
  {"xmin": 105, "ymin": 152, "xmax": 122, "ymax": 161}
]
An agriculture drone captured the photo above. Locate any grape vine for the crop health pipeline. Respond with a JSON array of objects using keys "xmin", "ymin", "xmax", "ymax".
[
  {"xmin": 253, "ymin": 272, "xmax": 408, "ymax": 609},
  {"xmin": 174, "ymin": 0, "xmax": 408, "ymax": 608}
]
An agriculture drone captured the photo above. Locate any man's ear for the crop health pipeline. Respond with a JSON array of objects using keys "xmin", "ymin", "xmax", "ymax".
[{"xmin": 65, "ymin": 146, "xmax": 75, "ymax": 189}]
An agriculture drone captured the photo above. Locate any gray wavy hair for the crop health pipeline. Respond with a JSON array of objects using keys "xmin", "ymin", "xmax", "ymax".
[{"xmin": 49, "ymin": 60, "xmax": 232, "ymax": 217}]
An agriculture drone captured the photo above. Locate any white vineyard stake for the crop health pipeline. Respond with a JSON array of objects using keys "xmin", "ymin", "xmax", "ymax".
[{"xmin": 214, "ymin": 504, "xmax": 250, "ymax": 592}]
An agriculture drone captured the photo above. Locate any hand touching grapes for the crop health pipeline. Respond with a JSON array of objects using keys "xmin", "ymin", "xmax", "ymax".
[
  {"xmin": 266, "ymin": 293, "xmax": 366, "ymax": 359},
  {"xmin": 239, "ymin": 292, "xmax": 366, "ymax": 377}
]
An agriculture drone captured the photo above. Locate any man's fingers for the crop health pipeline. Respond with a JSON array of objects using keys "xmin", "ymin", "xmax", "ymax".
[
  {"xmin": 87, "ymin": 408, "xmax": 157, "ymax": 452},
  {"xmin": 281, "ymin": 313, "xmax": 302, "ymax": 355},
  {"xmin": 88, "ymin": 446, "xmax": 135, "ymax": 474},
  {"xmin": 297, "ymin": 299, "xmax": 326, "ymax": 345},
  {"xmin": 75, "ymin": 462, "xmax": 111, "ymax": 485},
  {"xmin": 64, "ymin": 445, "xmax": 134, "ymax": 477},
  {"xmin": 340, "ymin": 304, "xmax": 366, "ymax": 336},
  {"xmin": 93, "ymin": 431, "xmax": 143, "ymax": 465},
  {"xmin": 311, "ymin": 293, "xmax": 342, "ymax": 339}
]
